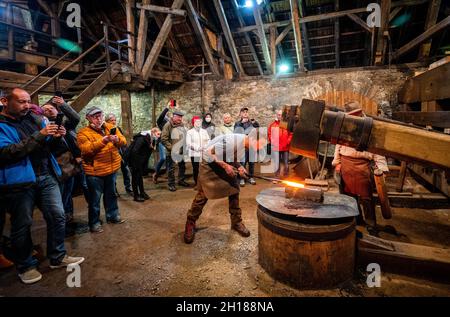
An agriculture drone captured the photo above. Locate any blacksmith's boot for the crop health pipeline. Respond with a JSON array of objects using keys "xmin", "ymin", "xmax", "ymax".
[
  {"xmin": 184, "ymin": 220, "xmax": 196, "ymax": 244},
  {"xmin": 231, "ymin": 222, "xmax": 250, "ymax": 237}
]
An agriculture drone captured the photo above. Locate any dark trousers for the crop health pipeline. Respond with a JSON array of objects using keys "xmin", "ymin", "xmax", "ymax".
[
  {"xmin": 121, "ymin": 162, "xmax": 132, "ymax": 191},
  {"xmin": 131, "ymin": 164, "xmax": 145, "ymax": 196},
  {"xmin": 0, "ymin": 174, "xmax": 66, "ymax": 272},
  {"xmin": 187, "ymin": 187, "xmax": 242, "ymax": 225},
  {"xmin": 86, "ymin": 173, "xmax": 120, "ymax": 228},
  {"xmin": 75, "ymin": 167, "xmax": 90, "ymax": 203},
  {"xmin": 60, "ymin": 176, "xmax": 75, "ymax": 217},
  {"xmin": 0, "ymin": 206, "xmax": 5, "ymax": 253},
  {"xmin": 191, "ymin": 157, "xmax": 200, "ymax": 185},
  {"xmin": 275, "ymin": 151, "xmax": 289, "ymax": 178},
  {"xmin": 167, "ymin": 155, "xmax": 186, "ymax": 186}
]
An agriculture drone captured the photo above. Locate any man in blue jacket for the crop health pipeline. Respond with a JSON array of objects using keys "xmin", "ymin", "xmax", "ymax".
[{"xmin": 0, "ymin": 88, "xmax": 84, "ymax": 284}]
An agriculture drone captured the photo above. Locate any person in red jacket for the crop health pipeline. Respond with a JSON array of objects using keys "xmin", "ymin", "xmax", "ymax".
[{"xmin": 268, "ymin": 109, "xmax": 293, "ymax": 181}]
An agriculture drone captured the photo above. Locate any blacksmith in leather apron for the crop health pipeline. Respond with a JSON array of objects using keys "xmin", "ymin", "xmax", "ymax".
[{"xmin": 183, "ymin": 133, "xmax": 266, "ymax": 243}]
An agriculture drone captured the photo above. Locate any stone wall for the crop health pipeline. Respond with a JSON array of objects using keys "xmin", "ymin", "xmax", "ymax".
[
  {"xmin": 155, "ymin": 67, "xmax": 412, "ymax": 128},
  {"xmin": 56, "ymin": 67, "xmax": 412, "ymax": 133}
]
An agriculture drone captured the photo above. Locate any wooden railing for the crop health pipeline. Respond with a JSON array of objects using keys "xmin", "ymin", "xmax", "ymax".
[{"xmin": 30, "ymin": 37, "xmax": 104, "ymax": 97}]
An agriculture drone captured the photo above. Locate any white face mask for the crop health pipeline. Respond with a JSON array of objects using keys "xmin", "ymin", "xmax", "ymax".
[
  {"xmin": 205, "ymin": 117, "xmax": 211, "ymax": 123},
  {"xmin": 194, "ymin": 120, "xmax": 202, "ymax": 128}
]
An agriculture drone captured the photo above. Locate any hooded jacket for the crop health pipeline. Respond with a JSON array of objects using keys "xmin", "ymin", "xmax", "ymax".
[{"xmin": 0, "ymin": 112, "xmax": 62, "ymax": 191}]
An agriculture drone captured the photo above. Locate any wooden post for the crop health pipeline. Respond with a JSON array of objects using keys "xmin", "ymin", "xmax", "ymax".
[
  {"xmin": 103, "ymin": 23, "xmax": 111, "ymax": 80},
  {"xmin": 375, "ymin": 0, "xmax": 391, "ymax": 65},
  {"xmin": 252, "ymin": 0, "xmax": 272, "ymax": 74},
  {"xmin": 289, "ymin": 0, "xmax": 305, "ymax": 71},
  {"xmin": 269, "ymin": 26, "xmax": 277, "ymax": 74},
  {"xmin": 136, "ymin": 0, "xmax": 150, "ymax": 72},
  {"xmin": 125, "ymin": 0, "xmax": 136, "ymax": 67},
  {"xmin": 217, "ymin": 35, "xmax": 225, "ymax": 75},
  {"xmin": 120, "ymin": 90, "xmax": 133, "ymax": 143},
  {"xmin": 374, "ymin": 169, "xmax": 392, "ymax": 219},
  {"xmin": 212, "ymin": 0, "xmax": 245, "ymax": 77},
  {"xmin": 397, "ymin": 161, "xmax": 407, "ymax": 192},
  {"xmin": 418, "ymin": 0, "xmax": 441, "ymax": 59},
  {"xmin": 201, "ymin": 58, "xmax": 205, "ymax": 114},
  {"xmin": 151, "ymin": 85, "xmax": 156, "ymax": 128}
]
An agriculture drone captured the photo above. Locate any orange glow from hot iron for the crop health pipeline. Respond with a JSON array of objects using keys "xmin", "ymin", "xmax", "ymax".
[{"xmin": 282, "ymin": 180, "xmax": 305, "ymax": 188}]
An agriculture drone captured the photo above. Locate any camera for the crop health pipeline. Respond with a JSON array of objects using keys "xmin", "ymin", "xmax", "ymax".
[{"xmin": 110, "ymin": 127, "xmax": 117, "ymax": 135}]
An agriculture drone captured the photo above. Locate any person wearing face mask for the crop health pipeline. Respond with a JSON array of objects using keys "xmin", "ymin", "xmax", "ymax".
[
  {"xmin": 219, "ymin": 113, "xmax": 234, "ymax": 135},
  {"xmin": 268, "ymin": 109, "xmax": 293, "ymax": 182},
  {"xmin": 202, "ymin": 113, "xmax": 216, "ymax": 139},
  {"xmin": 77, "ymin": 107, "xmax": 127, "ymax": 233},
  {"xmin": 186, "ymin": 116, "xmax": 210, "ymax": 185}
]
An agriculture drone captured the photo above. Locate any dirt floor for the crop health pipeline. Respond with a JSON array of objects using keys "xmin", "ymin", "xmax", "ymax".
[{"xmin": 0, "ymin": 168, "xmax": 449, "ymax": 297}]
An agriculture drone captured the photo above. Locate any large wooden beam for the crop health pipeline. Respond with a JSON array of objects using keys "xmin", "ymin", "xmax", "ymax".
[
  {"xmin": 120, "ymin": 90, "xmax": 133, "ymax": 143},
  {"xmin": 234, "ymin": 1, "xmax": 427, "ymax": 34},
  {"xmin": 375, "ymin": 0, "xmax": 391, "ymax": 65},
  {"xmin": 125, "ymin": 0, "xmax": 136, "ymax": 67},
  {"xmin": 252, "ymin": 0, "xmax": 271, "ymax": 74},
  {"xmin": 212, "ymin": 0, "xmax": 245, "ymax": 76},
  {"xmin": 290, "ymin": 0, "xmax": 304, "ymax": 72},
  {"xmin": 153, "ymin": 14, "xmax": 187, "ymax": 69},
  {"xmin": 136, "ymin": 0, "xmax": 150, "ymax": 72},
  {"xmin": 185, "ymin": 0, "xmax": 220, "ymax": 77},
  {"xmin": 136, "ymin": 3, "xmax": 186, "ymax": 16},
  {"xmin": 418, "ymin": 0, "xmax": 442, "ymax": 59},
  {"xmin": 264, "ymin": 1, "xmax": 285, "ymax": 65},
  {"xmin": 275, "ymin": 24, "xmax": 292, "ymax": 46},
  {"xmin": 392, "ymin": 111, "xmax": 450, "ymax": 128},
  {"xmin": 234, "ymin": 7, "xmax": 367, "ymax": 34},
  {"xmin": 409, "ymin": 163, "xmax": 449, "ymax": 197},
  {"xmin": 0, "ymin": 69, "xmax": 70, "ymax": 93},
  {"xmin": 398, "ymin": 62, "xmax": 450, "ymax": 103},
  {"xmin": 0, "ymin": 49, "xmax": 81, "ymax": 72},
  {"xmin": 392, "ymin": 15, "xmax": 450, "ymax": 60},
  {"xmin": 269, "ymin": 26, "xmax": 277, "ymax": 74},
  {"xmin": 230, "ymin": 0, "xmax": 263, "ymax": 75},
  {"xmin": 346, "ymin": 13, "xmax": 372, "ymax": 33},
  {"xmin": 141, "ymin": 0, "xmax": 185, "ymax": 80},
  {"xmin": 357, "ymin": 231, "xmax": 450, "ymax": 282}
]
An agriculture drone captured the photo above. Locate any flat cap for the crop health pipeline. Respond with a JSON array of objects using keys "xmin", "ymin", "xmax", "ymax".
[
  {"xmin": 173, "ymin": 110, "xmax": 185, "ymax": 117},
  {"xmin": 85, "ymin": 106, "xmax": 103, "ymax": 117}
]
